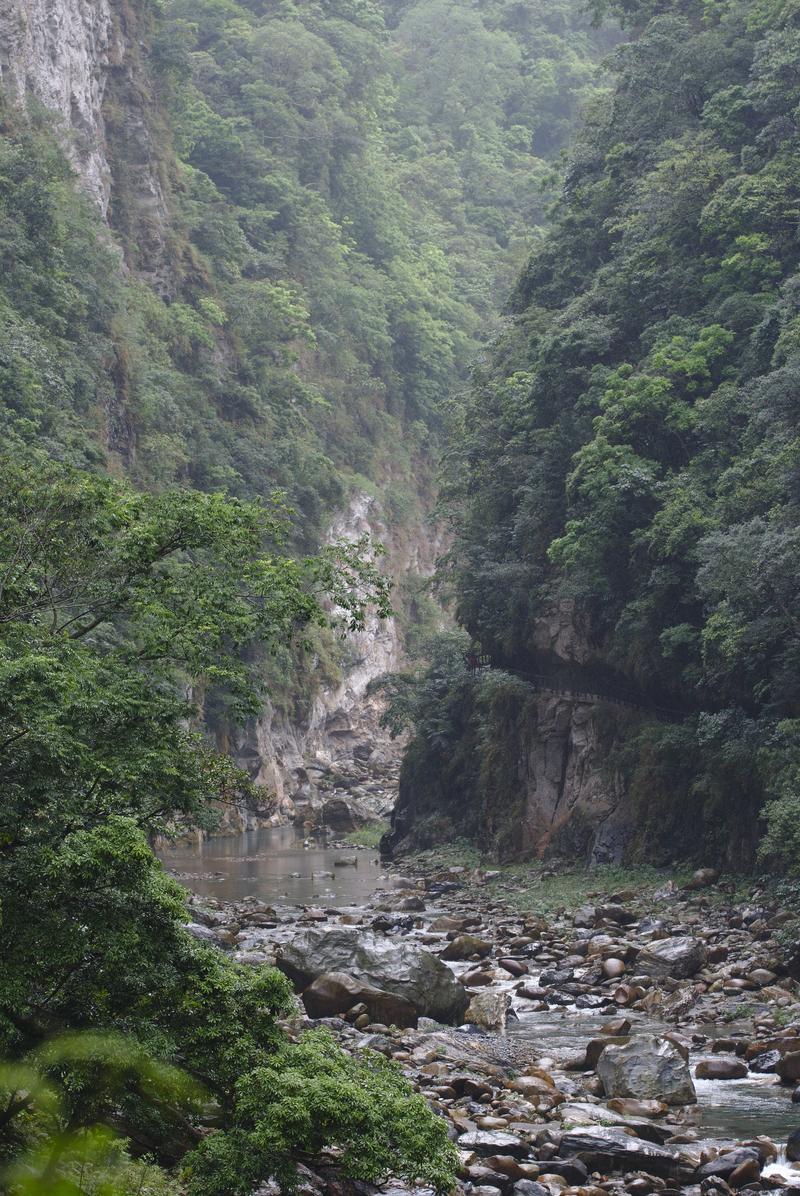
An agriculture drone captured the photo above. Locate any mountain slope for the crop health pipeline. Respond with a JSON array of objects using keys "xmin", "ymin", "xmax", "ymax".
[
  {"xmin": 0, "ymin": 0, "xmax": 606, "ymax": 817},
  {"xmin": 389, "ymin": 0, "xmax": 800, "ymax": 868}
]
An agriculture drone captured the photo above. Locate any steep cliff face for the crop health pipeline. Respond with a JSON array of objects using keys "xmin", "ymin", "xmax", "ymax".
[
  {"xmin": 0, "ymin": 0, "xmax": 114, "ymax": 210},
  {"xmin": 386, "ymin": 610, "xmax": 639, "ymax": 864},
  {"xmin": 0, "ymin": 1, "xmax": 446, "ymax": 829},
  {"xmin": 0, "ymin": 0, "xmax": 170, "ymax": 276},
  {"xmin": 225, "ymin": 492, "xmax": 446, "ymax": 831},
  {"xmin": 485, "ymin": 696, "xmax": 631, "ymax": 864}
]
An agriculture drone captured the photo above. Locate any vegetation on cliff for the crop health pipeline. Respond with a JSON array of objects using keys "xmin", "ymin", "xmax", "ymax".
[
  {"xmin": 0, "ymin": 0, "xmax": 608, "ymax": 711},
  {"xmin": 0, "ymin": 453, "xmax": 457, "ymax": 1193},
  {"xmin": 0, "ymin": 0, "xmax": 607, "ymax": 524},
  {"xmin": 0, "ymin": 0, "xmax": 612, "ymax": 1189},
  {"xmin": 398, "ymin": 0, "xmax": 800, "ymax": 867}
]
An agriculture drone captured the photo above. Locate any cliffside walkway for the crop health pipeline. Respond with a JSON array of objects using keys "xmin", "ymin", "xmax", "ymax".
[{"xmin": 466, "ymin": 655, "xmax": 681, "ymax": 719}]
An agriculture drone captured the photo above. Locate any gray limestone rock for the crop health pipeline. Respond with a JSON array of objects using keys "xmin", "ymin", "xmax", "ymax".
[
  {"xmin": 596, "ymin": 1037, "xmax": 697, "ymax": 1106},
  {"xmin": 636, "ymin": 936, "xmax": 707, "ymax": 980},
  {"xmin": 277, "ymin": 926, "xmax": 469, "ymax": 1023}
]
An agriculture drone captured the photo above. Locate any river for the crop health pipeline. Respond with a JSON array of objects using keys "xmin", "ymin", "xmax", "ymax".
[
  {"xmin": 159, "ymin": 824, "xmax": 384, "ymax": 908},
  {"xmin": 161, "ymin": 825, "xmax": 800, "ymax": 1186}
]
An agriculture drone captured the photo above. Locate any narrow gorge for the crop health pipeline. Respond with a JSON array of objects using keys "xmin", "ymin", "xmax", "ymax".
[{"xmin": 3, "ymin": 1, "xmax": 800, "ymax": 1195}]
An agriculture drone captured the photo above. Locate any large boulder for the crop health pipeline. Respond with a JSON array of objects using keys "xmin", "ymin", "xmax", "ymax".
[
  {"xmin": 697, "ymin": 1147, "xmax": 760, "ymax": 1181},
  {"xmin": 457, "ymin": 1131, "xmax": 528, "ymax": 1160},
  {"xmin": 636, "ymin": 936, "xmax": 707, "ymax": 980},
  {"xmin": 695, "ymin": 1056, "xmax": 748, "ymax": 1080},
  {"xmin": 596, "ymin": 1037, "xmax": 697, "ymax": 1106},
  {"xmin": 558, "ymin": 1128, "xmax": 697, "ymax": 1181},
  {"xmin": 777, "ymin": 1051, "xmax": 800, "ymax": 1083},
  {"xmin": 584, "ymin": 1036, "xmax": 631, "ymax": 1070},
  {"xmin": 440, "ymin": 934, "xmax": 492, "ymax": 961},
  {"xmin": 301, "ymin": 971, "xmax": 418, "ymax": 1028},
  {"xmin": 320, "ymin": 796, "xmax": 369, "ymax": 832},
  {"xmin": 276, "ymin": 927, "xmax": 469, "ymax": 1023},
  {"xmin": 465, "ymin": 990, "xmax": 511, "ymax": 1032}
]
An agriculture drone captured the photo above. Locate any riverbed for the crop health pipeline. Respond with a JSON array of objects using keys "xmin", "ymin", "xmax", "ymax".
[{"xmin": 163, "ymin": 826, "xmax": 800, "ymax": 1191}]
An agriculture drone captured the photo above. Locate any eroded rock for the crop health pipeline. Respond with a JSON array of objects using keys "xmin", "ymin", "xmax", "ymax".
[
  {"xmin": 596, "ymin": 1037, "xmax": 697, "ymax": 1106},
  {"xmin": 277, "ymin": 926, "xmax": 469, "ymax": 1023},
  {"xmin": 637, "ymin": 936, "xmax": 707, "ymax": 980}
]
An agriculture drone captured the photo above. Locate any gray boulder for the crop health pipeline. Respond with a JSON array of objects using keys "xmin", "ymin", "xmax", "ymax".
[
  {"xmin": 457, "ymin": 1131, "xmax": 528, "ymax": 1159},
  {"xmin": 697, "ymin": 1147, "xmax": 760, "ymax": 1180},
  {"xmin": 596, "ymin": 1037, "xmax": 697, "ymax": 1106},
  {"xmin": 277, "ymin": 927, "xmax": 469, "ymax": 1023},
  {"xmin": 558, "ymin": 1128, "xmax": 696, "ymax": 1181},
  {"xmin": 636, "ymin": 936, "xmax": 707, "ymax": 980},
  {"xmin": 301, "ymin": 971, "xmax": 418, "ymax": 1027},
  {"xmin": 320, "ymin": 796, "xmax": 369, "ymax": 832},
  {"xmin": 465, "ymin": 990, "xmax": 511, "ymax": 1032}
]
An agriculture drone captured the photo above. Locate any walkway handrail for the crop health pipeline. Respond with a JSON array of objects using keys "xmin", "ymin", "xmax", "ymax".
[{"xmin": 466, "ymin": 657, "xmax": 680, "ymax": 719}]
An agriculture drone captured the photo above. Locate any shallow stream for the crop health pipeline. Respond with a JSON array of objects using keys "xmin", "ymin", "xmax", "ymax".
[
  {"xmin": 508, "ymin": 1005, "xmax": 799, "ymax": 1142},
  {"xmin": 161, "ymin": 826, "xmax": 800, "ymax": 1182}
]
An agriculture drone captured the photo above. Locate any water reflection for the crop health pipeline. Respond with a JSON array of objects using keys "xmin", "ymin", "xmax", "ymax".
[{"xmin": 158, "ymin": 824, "xmax": 383, "ymax": 908}]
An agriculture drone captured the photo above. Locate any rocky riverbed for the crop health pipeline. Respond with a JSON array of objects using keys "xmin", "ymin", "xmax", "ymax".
[{"xmin": 175, "ymin": 850, "xmax": 800, "ymax": 1196}]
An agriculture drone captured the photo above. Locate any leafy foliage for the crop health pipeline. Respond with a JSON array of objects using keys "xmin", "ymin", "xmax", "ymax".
[
  {"xmin": 0, "ymin": 0, "xmax": 615, "ymax": 1188},
  {"xmin": 183, "ymin": 1030, "xmax": 458, "ymax": 1195},
  {"xmin": 0, "ymin": 455, "xmax": 452, "ymax": 1192},
  {"xmin": 434, "ymin": 0, "xmax": 800, "ymax": 864}
]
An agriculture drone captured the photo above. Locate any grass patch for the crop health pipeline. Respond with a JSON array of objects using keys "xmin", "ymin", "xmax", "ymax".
[
  {"xmin": 486, "ymin": 862, "xmax": 694, "ymax": 914},
  {"xmin": 344, "ymin": 820, "xmax": 389, "ymax": 848},
  {"xmin": 406, "ymin": 838, "xmax": 484, "ymax": 872},
  {"xmin": 405, "ymin": 845, "xmax": 700, "ymax": 914}
]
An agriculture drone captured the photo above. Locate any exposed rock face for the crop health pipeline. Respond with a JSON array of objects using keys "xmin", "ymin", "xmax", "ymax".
[
  {"xmin": 226, "ymin": 492, "xmax": 445, "ymax": 830},
  {"xmin": 275, "ymin": 926, "xmax": 469, "ymax": 1024},
  {"xmin": 596, "ymin": 1037, "xmax": 697, "ymax": 1106},
  {"xmin": 531, "ymin": 599, "xmax": 593, "ymax": 665},
  {"xmin": 637, "ymin": 936, "xmax": 707, "ymax": 981},
  {"xmin": 387, "ymin": 686, "xmax": 632, "ymax": 864},
  {"xmin": 0, "ymin": 0, "xmax": 114, "ymax": 210},
  {"xmin": 513, "ymin": 696, "xmax": 628, "ymax": 862},
  {"xmin": 384, "ymin": 588, "xmax": 657, "ymax": 863},
  {"xmin": 0, "ymin": 0, "xmax": 171, "ymax": 282}
]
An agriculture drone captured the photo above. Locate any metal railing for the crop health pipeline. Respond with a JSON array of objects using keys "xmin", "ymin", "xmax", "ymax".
[{"xmin": 466, "ymin": 655, "xmax": 680, "ymax": 719}]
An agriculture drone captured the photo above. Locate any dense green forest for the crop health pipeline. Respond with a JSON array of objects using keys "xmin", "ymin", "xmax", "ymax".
[
  {"xmin": 1, "ymin": 0, "xmax": 605, "ymax": 518},
  {"xmin": 390, "ymin": 0, "xmax": 800, "ymax": 869},
  {"xmin": 0, "ymin": 0, "xmax": 607, "ymax": 703},
  {"xmin": 0, "ymin": 0, "xmax": 609, "ymax": 1191},
  {"xmin": 0, "ymin": 454, "xmax": 458, "ymax": 1195},
  {"xmin": 5, "ymin": 0, "xmax": 800, "ymax": 1189}
]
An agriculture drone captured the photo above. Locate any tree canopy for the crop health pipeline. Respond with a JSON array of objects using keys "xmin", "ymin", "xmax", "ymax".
[
  {"xmin": 432, "ymin": 0, "xmax": 800, "ymax": 866},
  {"xmin": 0, "ymin": 454, "xmax": 453, "ymax": 1194}
]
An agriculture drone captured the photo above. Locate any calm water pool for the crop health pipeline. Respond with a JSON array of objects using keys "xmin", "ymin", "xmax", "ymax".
[{"xmin": 158, "ymin": 824, "xmax": 384, "ymax": 908}]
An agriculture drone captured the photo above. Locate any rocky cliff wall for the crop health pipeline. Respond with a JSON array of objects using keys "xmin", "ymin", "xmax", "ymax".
[
  {"xmin": 0, "ymin": 4, "xmax": 445, "ymax": 827},
  {"xmin": 0, "ymin": 0, "xmax": 115, "ymax": 210},
  {"xmin": 488, "ymin": 695, "xmax": 632, "ymax": 865},
  {"xmin": 386, "ymin": 620, "xmax": 638, "ymax": 865},
  {"xmin": 0, "ymin": 0, "xmax": 170, "ymax": 279},
  {"xmin": 225, "ymin": 491, "xmax": 446, "ymax": 832}
]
